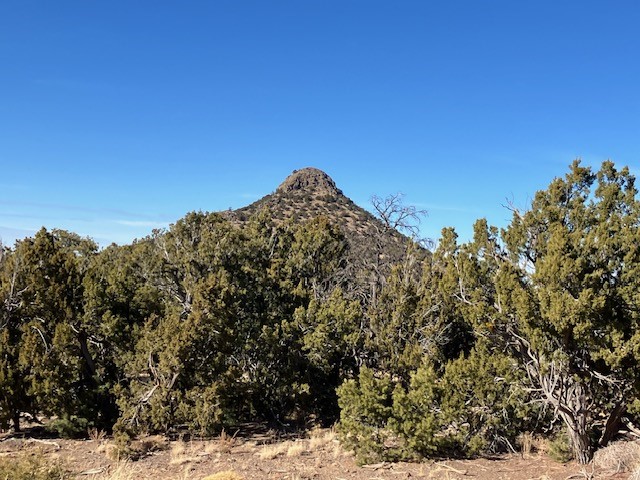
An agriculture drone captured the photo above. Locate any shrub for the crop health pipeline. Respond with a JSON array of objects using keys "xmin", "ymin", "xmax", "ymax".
[
  {"xmin": 46, "ymin": 415, "xmax": 91, "ymax": 439},
  {"xmin": 336, "ymin": 367, "xmax": 404, "ymax": 464},
  {"xmin": 0, "ymin": 454, "xmax": 70, "ymax": 480},
  {"xmin": 548, "ymin": 430, "xmax": 573, "ymax": 463},
  {"xmin": 337, "ymin": 349, "xmax": 540, "ymax": 463}
]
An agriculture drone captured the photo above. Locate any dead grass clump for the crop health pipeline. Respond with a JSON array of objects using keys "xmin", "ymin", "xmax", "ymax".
[
  {"xmin": 257, "ymin": 442, "xmax": 290, "ymax": 460},
  {"xmin": 308, "ymin": 427, "xmax": 336, "ymax": 450},
  {"xmin": 257, "ymin": 442, "xmax": 298, "ymax": 460},
  {"xmin": 170, "ymin": 440, "xmax": 202, "ymax": 465},
  {"xmin": 105, "ymin": 435, "xmax": 168, "ymax": 461},
  {"xmin": 593, "ymin": 440, "xmax": 640, "ymax": 474},
  {"xmin": 308, "ymin": 426, "xmax": 350, "ymax": 458},
  {"xmin": 286, "ymin": 441, "xmax": 307, "ymax": 457},
  {"xmin": 204, "ymin": 429, "xmax": 238, "ymax": 454},
  {"xmin": 134, "ymin": 435, "xmax": 168, "ymax": 455},
  {"xmin": 227, "ymin": 440, "xmax": 258, "ymax": 454},
  {"xmin": 332, "ymin": 441, "xmax": 350, "ymax": 458},
  {"xmin": 88, "ymin": 427, "xmax": 108, "ymax": 442},
  {"xmin": 201, "ymin": 471, "xmax": 244, "ymax": 480},
  {"xmin": 96, "ymin": 461, "xmax": 138, "ymax": 480},
  {"xmin": 516, "ymin": 432, "xmax": 547, "ymax": 458},
  {"xmin": 253, "ymin": 430, "xmax": 343, "ymax": 459}
]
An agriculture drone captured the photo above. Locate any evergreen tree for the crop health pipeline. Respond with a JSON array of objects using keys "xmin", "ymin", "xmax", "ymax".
[
  {"xmin": 0, "ymin": 229, "xmax": 103, "ymax": 433},
  {"xmin": 469, "ymin": 161, "xmax": 640, "ymax": 463},
  {"xmin": 0, "ymin": 244, "xmax": 31, "ymax": 430}
]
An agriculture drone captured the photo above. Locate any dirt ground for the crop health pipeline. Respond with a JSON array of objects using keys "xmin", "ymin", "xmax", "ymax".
[{"xmin": 0, "ymin": 428, "xmax": 632, "ymax": 480}]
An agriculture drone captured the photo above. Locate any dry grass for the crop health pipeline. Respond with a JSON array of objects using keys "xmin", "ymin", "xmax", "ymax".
[
  {"xmin": 254, "ymin": 428, "xmax": 345, "ymax": 460},
  {"xmin": 0, "ymin": 453, "xmax": 70, "ymax": 480},
  {"xmin": 516, "ymin": 432, "xmax": 547, "ymax": 458},
  {"xmin": 204, "ymin": 429, "xmax": 239, "ymax": 454},
  {"xmin": 135, "ymin": 436, "xmax": 168, "ymax": 455},
  {"xmin": 257, "ymin": 441, "xmax": 290, "ymax": 460},
  {"xmin": 171, "ymin": 439, "xmax": 187, "ymax": 457},
  {"xmin": 103, "ymin": 435, "xmax": 168, "ymax": 461},
  {"xmin": 94, "ymin": 461, "xmax": 138, "ymax": 480},
  {"xmin": 332, "ymin": 441, "xmax": 351, "ymax": 459},
  {"xmin": 286, "ymin": 441, "xmax": 306, "ymax": 457},
  {"xmin": 170, "ymin": 440, "xmax": 202, "ymax": 465},
  {"xmin": 91, "ymin": 460, "xmax": 190, "ymax": 480},
  {"xmin": 308, "ymin": 427, "xmax": 337, "ymax": 450},
  {"xmin": 593, "ymin": 440, "xmax": 640, "ymax": 474},
  {"xmin": 309, "ymin": 426, "xmax": 348, "ymax": 459},
  {"xmin": 88, "ymin": 427, "xmax": 108, "ymax": 442},
  {"xmin": 201, "ymin": 471, "xmax": 244, "ymax": 480}
]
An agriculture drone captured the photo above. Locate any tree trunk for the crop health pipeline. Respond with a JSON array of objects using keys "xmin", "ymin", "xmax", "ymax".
[
  {"xmin": 77, "ymin": 330, "xmax": 96, "ymax": 378},
  {"xmin": 12, "ymin": 411, "xmax": 20, "ymax": 432},
  {"xmin": 600, "ymin": 403, "xmax": 625, "ymax": 447},
  {"xmin": 568, "ymin": 426, "xmax": 591, "ymax": 464}
]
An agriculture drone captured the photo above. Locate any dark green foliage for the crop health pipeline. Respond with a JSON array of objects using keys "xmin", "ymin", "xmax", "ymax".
[
  {"xmin": 0, "ymin": 228, "xmax": 107, "ymax": 431},
  {"xmin": 473, "ymin": 161, "xmax": 640, "ymax": 463},
  {"xmin": 114, "ymin": 211, "xmax": 356, "ymax": 436},
  {"xmin": 435, "ymin": 348, "xmax": 534, "ymax": 454},
  {"xmin": 46, "ymin": 415, "xmax": 91, "ymax": 439},
  {"xmin": 363, "ymin": 241, "xmax": 473, "ymax": 379},
  {"xmin": 337, "ymin": 367, "xmax": 401, "ymax": 464},
  {"xmin": 548, "ymin": 430, "xmax": 573, "ymax": 463},
  {"xmin": 0, "ymin": 245, "xmax": 29, "ymax": 430},
  {"xmin": 337, "ymin": 348, "xmax": 538, "ymax": 463},
  {"xmin": 4, "ymin": 161, "xmax": 640, "ymax": 468}
]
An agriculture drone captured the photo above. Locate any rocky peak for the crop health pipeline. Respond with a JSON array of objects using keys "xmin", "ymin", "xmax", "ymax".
[{"xmin": 276, "ymin": 167, "xmax": 343, "ymax": 197}]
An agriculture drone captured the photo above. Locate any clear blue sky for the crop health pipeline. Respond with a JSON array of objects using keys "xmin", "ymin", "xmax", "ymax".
[{"xmin": 2, "ymin": 1, "xmax": 639, "ymax": 246}]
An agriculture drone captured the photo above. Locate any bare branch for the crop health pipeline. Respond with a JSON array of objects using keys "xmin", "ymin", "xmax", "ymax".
[{"xmin": 370, "ymin": 193, "xmax": 427, "ymax": 238}]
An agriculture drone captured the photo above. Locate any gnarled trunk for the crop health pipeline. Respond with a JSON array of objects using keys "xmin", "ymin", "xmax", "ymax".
[
  {"xmin": 512, "ymin": 336, "xmax": 594, "ymax": 464},
  {"xmin": 568, "ymin": 425, "xmax": 591, "ymax": 464},
  {"xmin": 600, "ymin": 403, "xmax": 625, "ymax": 448},
  {"xmin": 556, "ymin": 383, "xmax": 592, "ymax": 464}
]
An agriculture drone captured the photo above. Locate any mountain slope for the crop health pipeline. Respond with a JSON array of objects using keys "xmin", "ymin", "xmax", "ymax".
[{"xmin": 226, "ymin": 167, "xmax": 419, "ymax": 276}]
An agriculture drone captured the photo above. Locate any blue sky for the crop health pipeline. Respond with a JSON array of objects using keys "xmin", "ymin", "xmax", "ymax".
[{"xmin": 1, "ymin": 1, "xmax": 639, "ymax": 246}]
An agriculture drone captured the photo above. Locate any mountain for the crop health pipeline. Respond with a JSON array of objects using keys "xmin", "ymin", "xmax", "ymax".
[{"xmin": 225, "ymin": 167, "xmax": 419, "ymax": 277}]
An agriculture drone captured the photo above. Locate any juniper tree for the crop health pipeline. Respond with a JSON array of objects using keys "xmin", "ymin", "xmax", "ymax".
[
  {"xmin": 116, "ymin": 211, "xmax": 353, "ymax": 435},
  {"xmin": 0, "ymin": 244, "xmax": 30, "ymax": 430},
  {"xmin": 337, "ymin": 229, "xmax": 529, "ymax": 463},
  {"xmin": 469, "ymin": 160, "xmax": 640, "ymax": 463},
  {"xmin": 0, "ymin": 229, "xmax": 103, "ymax": 432}
]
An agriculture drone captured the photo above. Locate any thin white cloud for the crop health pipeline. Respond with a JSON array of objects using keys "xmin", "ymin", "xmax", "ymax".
[
  {"xmin": 411, "ymin": 202, "xmax": 483, "ymax": 214},
  {"xmin": 0, "ymin": 226, "xmax": 37, "ymax": 246},
  {"xmin": 0, "ymin": 200, "xmax": 172, "ymax": 221},
  {"xmin": 115, "ymin": 220, "xmax": 170, "ymax": 228}
]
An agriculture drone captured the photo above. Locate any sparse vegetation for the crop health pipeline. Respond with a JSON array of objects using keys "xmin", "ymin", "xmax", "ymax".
[
  {"xmin": 257, "ymin": 442, "xmax": 290, "ymax": 460},
  {"xmin": 201, "ymin": 472, "xmax": 244, "ymax": 480},
  {"xmin": 0, "ymin": 454, "xmax": 70, "ymax": 480},
  {"xmin": 95, "ymin": 461, "xmax": 139, "ymax": 480},
  {"xmin": 286, "ymin": 441, "xmax": 306, "ymax": 457},
  {"xmin": 170, "ymin": 438, "xmax": 207, "ymax": 466}
]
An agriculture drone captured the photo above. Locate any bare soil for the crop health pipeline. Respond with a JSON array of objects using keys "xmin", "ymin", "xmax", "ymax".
[{"xmin": 0, "ymin": 428, "xmax": 630, "ymax": 480}]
